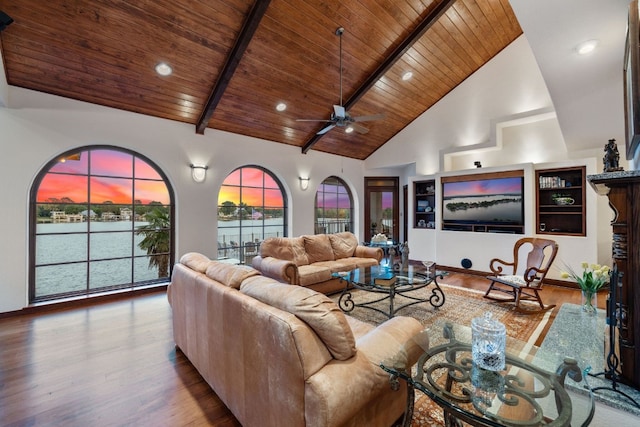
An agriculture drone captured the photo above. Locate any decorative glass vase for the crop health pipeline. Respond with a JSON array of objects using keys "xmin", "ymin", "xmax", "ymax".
[
  {"xmin": 472, "ymin": 312, "xmax": 506, "ymax": 371},
  {"xmin": 581, "ymin": 290, "xmax": 597, "ymax": 315}
]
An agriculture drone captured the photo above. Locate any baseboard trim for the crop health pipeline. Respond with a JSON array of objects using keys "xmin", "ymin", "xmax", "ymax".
[
  {"xmin": 433, "ymin": 264, "xmax": 580, "ymax": 290},
  {"xmin": 0, "ymin": 284, "xmax": 168, "ymax": 319}
]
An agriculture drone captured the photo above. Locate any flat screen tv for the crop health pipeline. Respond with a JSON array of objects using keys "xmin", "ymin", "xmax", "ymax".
[{"xmin": 441, "ymin": 174, "xmax": 524, "ymax": 230}]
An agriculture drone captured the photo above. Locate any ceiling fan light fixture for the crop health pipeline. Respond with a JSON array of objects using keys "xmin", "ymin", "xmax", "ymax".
[
  {"xmin": 345, "ymin": 126, "xmax": 354, "ymax": 134},
  {"xmin": 402, "ymin": 71, "xmax": 413, "ymax": 81},
  {"xmin": 275, "ymin": 102, "xmax": 287, "ymax": 111},
  {"xmin": 155, "ymin": 62, "xmax": 173, "ymax": 76}
]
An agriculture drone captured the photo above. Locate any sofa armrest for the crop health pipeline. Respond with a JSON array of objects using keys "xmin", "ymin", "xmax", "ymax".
[
  {"xmin": 353, "ymin": 245, "xmax": 383, "ymax": 262},
  {"xmin": 305, "ymin": 316, "xmax": 423, "ymax": 426},
  {"xmin": 356, "ymin": 315, "xmax": 424, "ymax": 369},
  {"xmin": 252, "ymin": 256, "xmax": 298, "ymax": 284}
]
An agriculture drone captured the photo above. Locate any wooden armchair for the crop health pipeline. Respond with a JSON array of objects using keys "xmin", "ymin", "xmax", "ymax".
[{"xmin": 484, "ymin": 237, "xmax": 559, "ymax": 313}]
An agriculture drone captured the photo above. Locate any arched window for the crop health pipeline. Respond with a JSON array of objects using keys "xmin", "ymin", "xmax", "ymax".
[
  {"xmin": 218, "ymin": 166, "xmax": 287, "ymax": 264},
  {"xmin": 30, "ymin": 146, "xmax": 174, "ymax": 302},
  {"xmin": 315, "ymin": 176, "xmax": 353, "ymax": 234}
]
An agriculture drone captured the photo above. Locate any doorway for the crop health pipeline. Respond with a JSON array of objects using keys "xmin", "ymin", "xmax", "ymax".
[{"xmin": 364, "ymin": 177, "xmax": 399, "ymax": 242}]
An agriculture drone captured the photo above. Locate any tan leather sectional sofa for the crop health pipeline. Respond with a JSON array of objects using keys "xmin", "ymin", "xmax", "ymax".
[
  {"xmin": 251, "ymin": 232, "xmax": 383, "ymax": 294},
  {"xmin": 168, "ymin": 252, "xmax": 423, "ymax": 427}
]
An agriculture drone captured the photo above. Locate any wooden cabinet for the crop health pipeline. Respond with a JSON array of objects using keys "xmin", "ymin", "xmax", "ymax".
[
  {"xmin": 536, "ymin": 166, "xmax": 586, "ymax": 236},
  {"xmin": 414, "ymin": 180, "xmax": 436, "ymax": 229}
]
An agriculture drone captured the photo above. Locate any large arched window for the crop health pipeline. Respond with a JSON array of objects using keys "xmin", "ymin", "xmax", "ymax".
[
  {"xmin": 315, "ymin": 176, "xmax": 353, "ymax": 234},
  {"xmin": 30, "ymin": 146, "xmax": 174, "ymax": 303},
  {"xmin": 218, "ymin": 166, "xmax": 287, "ymax": 264}
]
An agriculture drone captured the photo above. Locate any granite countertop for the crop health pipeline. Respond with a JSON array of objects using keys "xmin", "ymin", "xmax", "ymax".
[{"xmin": 538, "ymin": 303, "xmax": 640, "ymax": 417}]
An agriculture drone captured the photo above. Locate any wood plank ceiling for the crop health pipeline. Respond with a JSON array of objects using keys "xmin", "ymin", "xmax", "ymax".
[{"xmin": 0, "ymin": 0, "xmax": 522, "ymax": 160}]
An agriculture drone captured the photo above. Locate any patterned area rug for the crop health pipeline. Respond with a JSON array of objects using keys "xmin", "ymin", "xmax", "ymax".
[{"xmin": 330, "ymin": 282, "xmax": 554, "ymax": 427}]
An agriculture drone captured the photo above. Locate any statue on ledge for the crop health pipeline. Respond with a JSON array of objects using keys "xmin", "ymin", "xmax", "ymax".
[{"xmin": 603, "ymin": 138, "xmax": 624, "ymax": 172}]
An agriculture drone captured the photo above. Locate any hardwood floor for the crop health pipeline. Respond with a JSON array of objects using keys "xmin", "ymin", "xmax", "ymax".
[{"xmin": 0, "ymin": 272, "xmax": 601, "ymax": 426}]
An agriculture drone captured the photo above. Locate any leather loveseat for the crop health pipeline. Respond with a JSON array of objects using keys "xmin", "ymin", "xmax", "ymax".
[
  {"xmin": 168, "ymin": 252, "xmax": 423, "ymax": 427},
  {"xmin": 251, "ymin": 231, "xmax": 383, "ymax": 294}
]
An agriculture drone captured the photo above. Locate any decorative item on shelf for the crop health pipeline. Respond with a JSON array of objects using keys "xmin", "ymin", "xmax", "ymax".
[
  {"xmin": 471, "ymin": 312, "xmax": 506, "ymax": 371},
  {"xmin": 560, "ymin": 261, "xmax": 610, "ymax": 315},
  {"xmin": 603, "ymin": 138, "xmax": 624, "ymax": 173},
  {"xmin": 417, "ymin": 219, "xmax": 426, "ymax": 228},
  {"xmin": 552, "ymin": 193, "xmax": 575, "ymax": 205}
]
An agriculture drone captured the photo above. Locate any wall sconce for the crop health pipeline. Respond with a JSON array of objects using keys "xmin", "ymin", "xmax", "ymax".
[
  {"xmin": 190, "ymin": 164, "xmax": 208, "ymax": 183},
  {"xmin": 299, "ymin": 176, "xmax": 310, "ymax": 191},
  {"xmin": 474, "ymin": 161, "xmax": 482, "ymax": 168}
]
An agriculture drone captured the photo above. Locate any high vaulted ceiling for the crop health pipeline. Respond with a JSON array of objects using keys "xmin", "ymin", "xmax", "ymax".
[{"xmin": 0, "ymin": 0, "xmax": 522, "ymax": 160}]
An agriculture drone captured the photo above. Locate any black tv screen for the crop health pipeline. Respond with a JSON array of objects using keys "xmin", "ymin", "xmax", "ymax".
[{"xmin": 442, "ymin": 176, "xmax": 524, "ymax": 226}]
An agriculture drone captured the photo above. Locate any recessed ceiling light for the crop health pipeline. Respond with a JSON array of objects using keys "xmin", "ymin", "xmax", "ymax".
[
  {"xmin": 155, "ymin": 62, "xmax": 173, "ymax": 76},
  {"xmin": 345, "ymin": 126, "xmax": 354, "ymax": 134},
  {"xmin": 402, "ymin": 71, "xmax": 413, "ymax": 81},
  {"xmin": 276, "ymin": 102, "xmax": 287, "ymax": 111},
  {"xmin": 575, "ymin": 40, "xmax": 598, "ymax": 55}
]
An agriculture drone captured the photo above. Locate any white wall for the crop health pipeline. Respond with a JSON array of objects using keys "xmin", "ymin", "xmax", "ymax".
[
  {"xmin": 1, "ymin": 32, "xmax": 622, "ymax": 313},
  {"xmin": 0, "ymin": 87, "xmax": 366, "ymax": 313},
  {"xmin": 364, "ymin": 35, "xmax": 611, "ymax": 280}
]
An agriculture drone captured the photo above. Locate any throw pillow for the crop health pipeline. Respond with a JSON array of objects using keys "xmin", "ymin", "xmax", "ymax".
[
  {"xmin": 240, "ymin": 277, "xmax": 356, "ymax": 360},
  {"xmin": 179, "ymin": 252, "xmax": 211, "ymax": 273},
  {"xmin": 205, "ymin": 262, "xmax": 260, "ymax": 289},
  {"xmin": 260, "ymin": 237, "xmax": 309, "ymax": 266},
  {"xmin": 303, "ymin": 234, "xmax": 335, "ymax": 264},
  {"xmin": 328, "ymin": 232, "xmax": 358, "ymax": 259}
]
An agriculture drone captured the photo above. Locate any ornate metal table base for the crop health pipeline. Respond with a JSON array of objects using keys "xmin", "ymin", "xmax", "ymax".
[
  {"xmin": 337, "ymin": 270, "xmax": 445, "ymax": 318},
  {"xmin": 381, "ymin": 322, "xmax": 595, "ymax": 427}
]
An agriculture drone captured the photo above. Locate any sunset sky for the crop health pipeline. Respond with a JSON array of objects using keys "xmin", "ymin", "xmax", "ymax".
[
  {"xmin": 38, "ymin": 149, "xmax": 169, "ymax": 204},
  {"xmin": 218, "ymin": 167, "xmax": 284, "ymax": 207},
  {"xmin": 443, "ymin": 177, "xmax": 522, "ymax": 198}
]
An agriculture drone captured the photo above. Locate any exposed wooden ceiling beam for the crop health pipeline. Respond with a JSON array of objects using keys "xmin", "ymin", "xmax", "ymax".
[
  {"xmin": 195, "ymin": 0, "xmax": 272, "ymax": 135},
  {"xmin": 301, "ymin": 0, "xmax": 457, "ymax": 154}
]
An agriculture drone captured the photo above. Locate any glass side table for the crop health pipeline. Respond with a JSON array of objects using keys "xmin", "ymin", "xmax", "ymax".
[{"xmin": 381, "ymin": 320, "xmax": 595, "ymax": 427}]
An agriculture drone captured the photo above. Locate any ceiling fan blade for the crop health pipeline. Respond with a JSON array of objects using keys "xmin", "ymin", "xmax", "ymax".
[
  {"xmin": 317, "ymin": 124, "xmax": 336, "ymax": 135},
  {"xmin": 350, "ymin": 123, "xmax": 369, "ymax": 134},
  {"xmin": 352, "ymin": 113, "xmax": 385, "ymax": 122},
  {"xmin": 333, "ymin": 105, "xmax": 346, "ymax": 118},
  {"xmin": 296, "ymin": 119, "xmax": 333, "ymax": 122}
]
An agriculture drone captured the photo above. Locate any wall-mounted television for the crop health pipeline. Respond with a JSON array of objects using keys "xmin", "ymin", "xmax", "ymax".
[{"xmin": 441, "ymin": 170, "xmax": 524, "ymax": 233}]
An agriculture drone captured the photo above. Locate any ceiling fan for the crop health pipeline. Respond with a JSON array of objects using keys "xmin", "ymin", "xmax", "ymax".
[{"xmin": 296, "ymin": 27, "xmax": 385, "ymax": 135}]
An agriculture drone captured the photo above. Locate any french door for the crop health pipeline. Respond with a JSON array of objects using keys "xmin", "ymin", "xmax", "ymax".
[{"xmin": 364, "ymin": 177, "xmax": 399, "ymax": 242}]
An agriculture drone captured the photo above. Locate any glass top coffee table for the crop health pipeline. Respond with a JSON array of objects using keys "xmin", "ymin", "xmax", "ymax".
[
  {"xmin": 334, "ymin": 265, "xmax": 445, "ymax": 318},
  {"xmin": 380, "ymin": 319, "xmax": 595, "ymax": 427}
]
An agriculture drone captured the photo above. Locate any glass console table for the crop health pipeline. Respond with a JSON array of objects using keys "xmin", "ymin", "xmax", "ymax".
[{"xmin": 380, "ymin": 320, "xmax": 595, "ymax": 426}]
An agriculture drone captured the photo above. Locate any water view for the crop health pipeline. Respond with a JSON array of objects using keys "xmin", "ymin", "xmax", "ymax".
[
  {"xmin": 443, "ymin": 194, "xmax": 523, "ymax": 223},
  {"xmin": 35, "ymin": 221, "xmax": 160, "ymax": 298}
]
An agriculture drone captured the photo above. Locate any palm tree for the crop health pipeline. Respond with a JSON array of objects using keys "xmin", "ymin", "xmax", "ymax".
[{"xmin": 136, "ymin": 207, "xmax": 171, "ymax": 279}]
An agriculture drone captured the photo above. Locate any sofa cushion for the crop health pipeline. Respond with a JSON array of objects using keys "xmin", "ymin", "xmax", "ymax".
[
  {"xmin": 297, "ymin": 264, "xmax": 333, "ymax": 287},
  {"xmin": 205, "ymin": 261, "xmax": 260, "ymax": 289},
  {"xmin": 328, "ymin": 232, "xmax": 358, "ymax": 259},
  {"xmin": 240, "ymin": 276, "xmax": 356, "ymax": 360},
  {"xmin": 313, "ymin": 258, "xmax": 360, "ymax": 273},
  {"xmin": 179, "ymin": 252, "xmax": 212, "ymax": 273},
  {"xmin": 303, "ymin": 234, "xmax": 335, "ymax": 263},
  {"xmin": 260, "ymin": 237, "xmax": 309, "ymax": 266}
]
